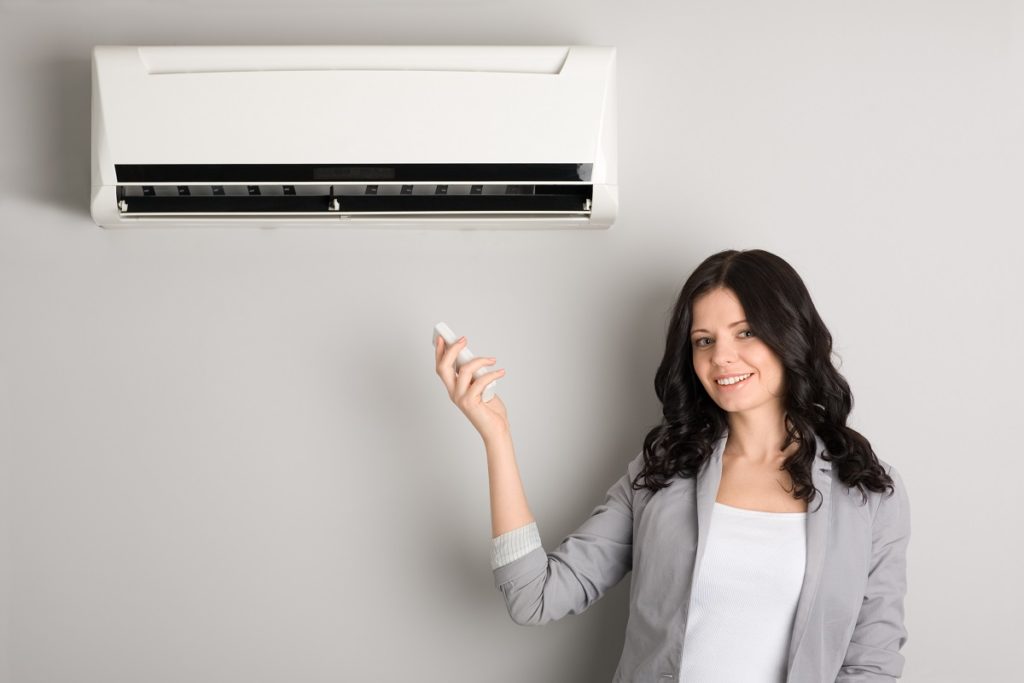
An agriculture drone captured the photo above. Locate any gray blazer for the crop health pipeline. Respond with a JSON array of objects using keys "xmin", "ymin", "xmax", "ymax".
[{"xmin": 492, "ymin": 428, "xmax": 910, "ymax": 682}]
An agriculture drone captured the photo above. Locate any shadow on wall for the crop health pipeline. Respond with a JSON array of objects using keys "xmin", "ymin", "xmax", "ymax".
[{"xmin": 22, "ymin": 58, "xmax": 92, "ymax": 219}]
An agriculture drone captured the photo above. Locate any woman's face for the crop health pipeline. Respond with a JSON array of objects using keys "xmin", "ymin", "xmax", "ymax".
[{"xmin": 690, "ymin": 287, "xmax": 786, "ymax": 414}]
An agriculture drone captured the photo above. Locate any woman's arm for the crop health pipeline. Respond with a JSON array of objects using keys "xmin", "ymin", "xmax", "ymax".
[
  {"xmin": 433, "ymin": 334, "xmax": 538, "ymax": 559},
  {"xmin": 434, "ymin": 334, "xmax": 636, "ymax": 628},
  {"xmin": 836, "ymin": 464, "xmax": 911, "ymax": 682},
  {"xmin": 485, "ymin": 431, "xmax": 536, "ymax": 538}
]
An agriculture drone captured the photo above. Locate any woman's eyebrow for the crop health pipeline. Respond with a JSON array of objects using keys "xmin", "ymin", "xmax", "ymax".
[{"xmin": 690, "ymin": 319, "xmax": 747, "ymax": 335}]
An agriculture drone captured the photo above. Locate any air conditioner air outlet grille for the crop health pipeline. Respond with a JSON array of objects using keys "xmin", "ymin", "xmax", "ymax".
[
  {"xmin": 120, "ymin": 184, "xmax": 576, "ymax": 197},
  {"xmin": 115, "ymin": 184, "xmax": 593, "ymax": 215}
]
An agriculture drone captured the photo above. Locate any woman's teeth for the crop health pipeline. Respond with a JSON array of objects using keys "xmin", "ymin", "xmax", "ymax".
[{"xmin": 716, "ymin": 373, "xmax": 752, "ymax": 386}]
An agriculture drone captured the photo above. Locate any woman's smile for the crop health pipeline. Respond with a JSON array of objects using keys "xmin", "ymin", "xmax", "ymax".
[{"xmin": 716, "ymin": 372, "xmax": 754, "ymax": 390}]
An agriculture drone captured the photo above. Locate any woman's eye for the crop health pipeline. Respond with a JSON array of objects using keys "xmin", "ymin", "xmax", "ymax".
[{"xmin": 740, "ymin": 330, "xmax": 754, "ymax": 338}]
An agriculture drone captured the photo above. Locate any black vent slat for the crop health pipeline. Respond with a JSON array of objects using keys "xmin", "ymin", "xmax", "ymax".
[{"xmin": 115, "ymin": 163, "xmax": 593, "ymax": 183}]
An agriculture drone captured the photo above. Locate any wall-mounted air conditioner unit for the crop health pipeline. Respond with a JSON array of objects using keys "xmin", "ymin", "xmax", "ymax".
[{"xmin": 90, "ymin": 45, "xmax": 617, "ymax": 229}]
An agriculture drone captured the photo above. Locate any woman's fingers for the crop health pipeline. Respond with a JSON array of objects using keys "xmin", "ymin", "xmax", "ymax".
[
  {"xmin": 435, "ymin": 336, "xmax": 466, "ymax": 390},
  {"xmin": 436, "ymin": 337, "xmax": 498, "ymax": 403},
  {"xmin": 434, "ymin": 336, "xmax": 448, "ymax": 381},
  {"xmin": 454, "ymin": 355, "xmax": 498, "ymax": 397},
  {"xmin": 465, "ymin": 366, "xmax": 506, "ymax": 404}
]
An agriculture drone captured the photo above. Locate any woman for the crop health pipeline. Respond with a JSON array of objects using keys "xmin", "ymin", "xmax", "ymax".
[{"xmin": 433, "ymin": 249, "xmax": 910, "ymax": 683}]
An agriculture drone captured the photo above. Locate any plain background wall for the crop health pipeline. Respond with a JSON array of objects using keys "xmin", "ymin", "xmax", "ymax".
[{"xmin": 1, "ymin": 0, "xmax": 1021, "ymax": 681}]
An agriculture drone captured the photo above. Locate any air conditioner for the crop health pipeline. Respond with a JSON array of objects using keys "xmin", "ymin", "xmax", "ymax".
[{"xmin": 90, "ymin": 45, "xmax": 617, "ymax": 229}]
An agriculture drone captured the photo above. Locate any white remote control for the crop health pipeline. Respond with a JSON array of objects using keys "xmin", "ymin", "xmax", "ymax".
[{"xmin": 432, "ymin": 322, "xmax": 498, "ymax": 402}]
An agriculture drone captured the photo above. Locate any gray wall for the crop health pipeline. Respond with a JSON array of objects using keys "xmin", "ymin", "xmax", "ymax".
[{"xmin": 1, "ymin": 1, "xmax": 1021, "ymax": 681}]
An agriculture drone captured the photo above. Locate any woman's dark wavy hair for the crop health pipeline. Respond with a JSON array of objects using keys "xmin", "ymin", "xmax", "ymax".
[{"xmin": 633, "ymin": 248, "xmax": 894, "ymax": 511}]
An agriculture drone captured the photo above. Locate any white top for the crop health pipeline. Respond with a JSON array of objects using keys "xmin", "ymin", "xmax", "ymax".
[{"xmin": 678, "ymin": 502, "xmax": 808, "ymax": 683}]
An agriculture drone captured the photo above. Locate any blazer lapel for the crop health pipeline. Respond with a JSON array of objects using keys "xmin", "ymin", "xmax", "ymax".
[
  {"xmin": 787, "ymin": 431, "xmax": 833, "ymax": 673},
  {"xmin": 692, "ymin": 432, "xmax": 728, "ymax": 591}
]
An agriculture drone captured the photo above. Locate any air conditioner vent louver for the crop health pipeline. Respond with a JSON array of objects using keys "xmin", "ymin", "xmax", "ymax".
[{"xmin": 116, "ymin": 182, "xmax": 592, "ymax": 217}]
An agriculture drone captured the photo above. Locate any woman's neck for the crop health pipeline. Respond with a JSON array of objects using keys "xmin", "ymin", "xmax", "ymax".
[{"xmin": 724, "ymin": 411, "xmax": 797, "ymax": 465}]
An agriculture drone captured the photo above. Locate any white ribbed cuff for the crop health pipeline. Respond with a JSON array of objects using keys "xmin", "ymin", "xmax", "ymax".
[{"xmin": 490, "ymin": 522, "xmax": 543, "ymax": 570}]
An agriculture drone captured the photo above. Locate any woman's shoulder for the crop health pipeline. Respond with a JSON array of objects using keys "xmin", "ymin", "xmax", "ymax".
[
  {"xmin": 854, "ymin": 456, "xmax": 912, "ymax": 550},
  {"xmin": 627, "ymin": 449, "xmax": 646, "ymax": 476},
  {"xmin": 832, "ymin": 456, "xmax": 910, "ymax": 528},
  {"xmin": 875, "ymin": 457, "xmax": 910, "ymax": 519}
]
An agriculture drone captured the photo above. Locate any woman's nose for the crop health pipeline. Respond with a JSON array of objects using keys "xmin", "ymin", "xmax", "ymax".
[{"xmin": 712, "ymin": 342, "xmax": 737, "ymax": 366}]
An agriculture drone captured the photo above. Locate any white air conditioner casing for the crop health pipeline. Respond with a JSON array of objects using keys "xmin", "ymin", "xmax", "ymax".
[{"xmin": 90, "ymin": 45, "xmax": 617, "ymax": 229}]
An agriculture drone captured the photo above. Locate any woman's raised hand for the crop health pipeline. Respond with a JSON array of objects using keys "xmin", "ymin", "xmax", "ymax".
[{"xmin": 434, "ymin": 335, "xmax": 510, "ymax": 442}]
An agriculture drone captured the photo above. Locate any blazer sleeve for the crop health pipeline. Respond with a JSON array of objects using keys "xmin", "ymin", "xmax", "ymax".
[
  {"xmin": 491, "ymin": 451, "xmax": 646, "ymax": 626},
  {"xmin": 836, "ymin": 463, "xmax": 911, "ymax": 682}
]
